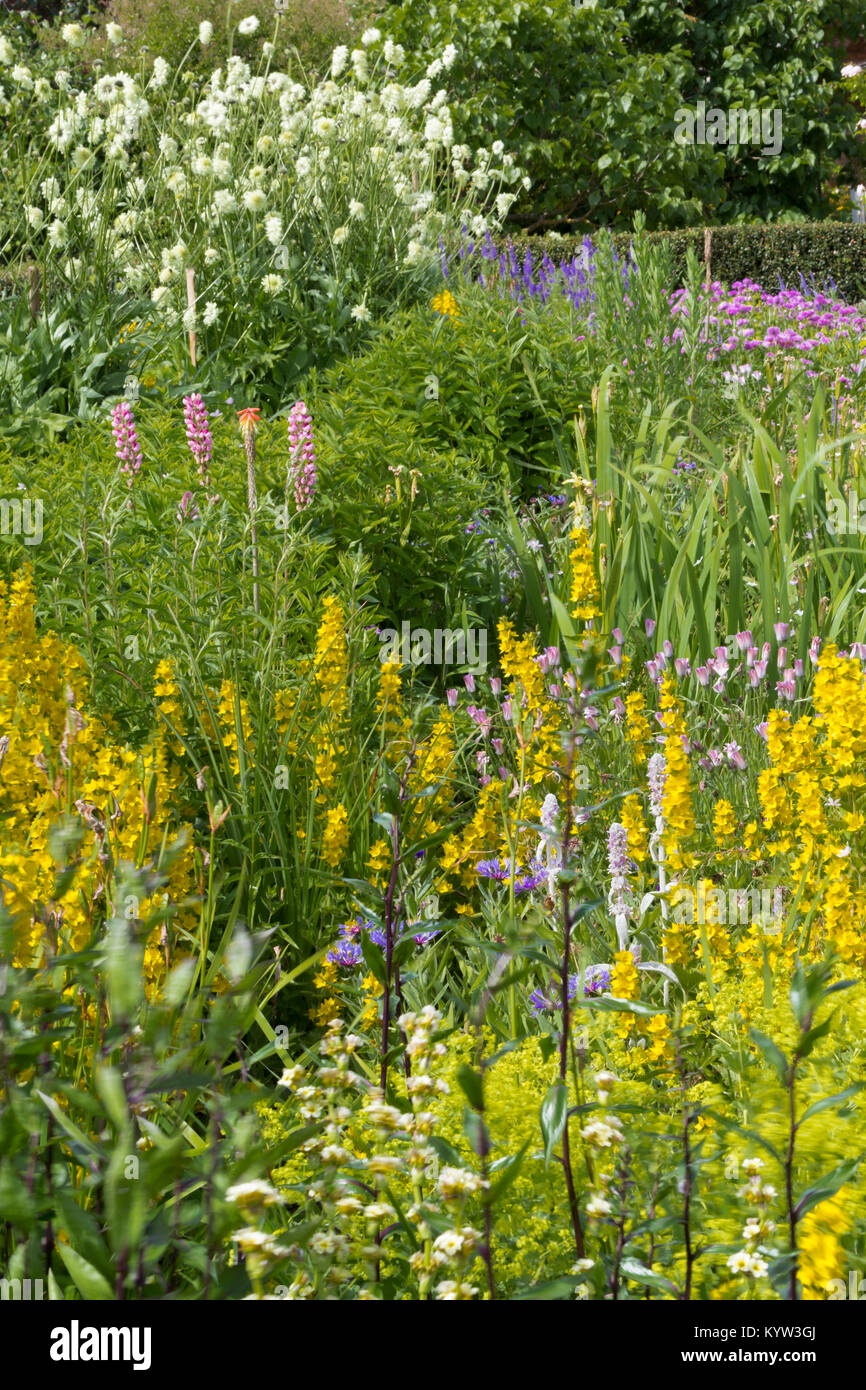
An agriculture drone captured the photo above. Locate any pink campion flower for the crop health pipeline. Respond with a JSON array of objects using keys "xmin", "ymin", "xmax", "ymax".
[
  {"xmin": 445, "ymin": 688, "xmax": 459, "ymax": 708},
  {"xmin": 776, "ymin": 670, "xmax": 796, "ymax": 702},
  {"xmin": 773, "ymin": 621, "xmax": 789, "ymax": 642},
  {"xmin": 287, "ymin": 399, "xmax": 316, "ymax": 511},
  {"xmin": 489, "ymin": 677, "xmax": 502, "ymax": 696},
  {"xmin": 746, "ymin": 646, "xmax": 758, "ymax": 668},
  {"xmin": 675, "ymin": 657, "xmax": 691, "ymax": 678},
  {"xmin": 111, "ymin": 400, "xmax": 142, "ymax": 486},
  {"xmin": 724, "ymin": 740, "xmax": 746, "ymax": 770},
  {"xmin": 777, "ymin": 646, "xmax": 787, "ymax": 667},
  {"xmin": 755, "ymin": 722, "xmax": 769, "ymax": 741},
  {"xmin": 469, "ymin": 706, "xmax": 492, "ymax": 735},
  {"xmin": 809, "ymin": 635, "xmax": 822, "ymax": 664},
  {"xmin": 736, "ymin": 630, "xmax": 753, "ymax": 651},
  {"xmin": 611, "ymin": 695, "xmax": 626, "ymax": 722},
  {"xmin": 695, "ymin": 664, "xmax": 710, "ymax": 686},
  {"xmin": 645, "ymin": 618, "xmax": 656, "ymax": 639},
  {"xmin": 463, "ymin": 673, "xmax": 476, "ymax": 693},
  {"xmin": 608, "ymin": 645, "xmax": 623, "ymax": 668}
]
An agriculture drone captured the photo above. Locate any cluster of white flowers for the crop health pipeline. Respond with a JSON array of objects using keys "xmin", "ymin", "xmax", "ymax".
[
  {"xmin": 13, "ymin": 27, "xmax": 522, "ymax": 345},
  {"xmin": 726, "ymin": 1156, "xmax": 776, "ymax": 1281}
]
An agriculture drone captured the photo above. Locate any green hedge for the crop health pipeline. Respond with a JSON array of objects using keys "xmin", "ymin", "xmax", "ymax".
[{"xmin": 505, "ymin": 223, "xmax": 866, "ymax": 303}]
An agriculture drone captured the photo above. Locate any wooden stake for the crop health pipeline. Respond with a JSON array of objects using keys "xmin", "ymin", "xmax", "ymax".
[
  {"xmin": 186, "ymin": 266, "xmax": 197, "ymax": 368},
  {"xmin": 28, "ymin": 263, "xmax": 42, "ymax": 320}
]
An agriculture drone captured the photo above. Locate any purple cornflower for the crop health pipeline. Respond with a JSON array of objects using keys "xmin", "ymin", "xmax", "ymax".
[
  {"xmin": 513, "ymin": 860, "xmax": 546, "ymax": 893},
  {"xmin": 476, "ymin": 858, "xmax": 511, "ymax": 881},
  {"xmin": 111, "ymin": 400, "xmax": 142, "ymax": 486},
  {"xmin": 288, "ymin": 399, "xmax": 316, "ymax": 511},
  {"xmin": 327, "ymin": 940, "xmax": 364, "ymax": 968},
  {"xmin": 476, "ymin": 857, "xmax": 545, "ymax": 892},
  {"xmin": 411, "ymin": 928, "xmax": 441, "ymax": 946},
  {"xmin": 583, "ymin": 964, "xmax": 612, "ymax": 996},
  {"xmin": 530, "ymin": 973, "xmax": 579, "ymax": 1014}
]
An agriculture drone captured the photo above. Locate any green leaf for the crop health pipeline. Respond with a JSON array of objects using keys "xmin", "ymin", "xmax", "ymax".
[
  {"xmin": 795, "ymin": 1157, "xmax": 862, "ymax": 1221},
  {"xmin": 455, "ymin": 1064, "xmax": 484, "ymax": 1112},
  {"xmin": 620, "ymin": 1256, "xmax": 679, "ymax": 1295},
  {"xmin": 462, "ymin": 1107, "xmax": 489, "ymax": 1157},
  {"xmin": 360, "ymin": 932, "xmax": 386, "ymax": 987},
  {"xmin": 510, "ymin": 1277, "xmax": 577, "ymax": 1300},
  {"xmin": 795, "ymin": 1015, "xmax": 833, "ymax": 1060},
  {"xmin": 0, "ymin": 1161, "xmax": 36, "ymax": 1226},
  {"xmin": 488, "ymin": 1139, "xmax": 532, "ymax": 1205},
  {"xmin": 748, "ymin": 1028, "xmax": 788, "ymax": 1083},
  {"xmin": 798, "ymin": 1085, "xmax": 862, "ymax": 1127},
  {"xmin": 540, "ymin": 1081, "xmax": 568, "ymax": 1167},
  {"xmin": 56, "ymin": 1242, "xmax": 114, "ymax": 1301},
  {"xmin": 94, "ymin": 1066, "xmax": 128, "ymax": 1132}
]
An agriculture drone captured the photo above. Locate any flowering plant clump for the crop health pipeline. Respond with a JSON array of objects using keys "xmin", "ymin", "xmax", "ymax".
[
  {"xmin": 0, "ymin": 21, "xmax": 521, "ymax": 410},
  {"xmin": 3, "ymin": 29, "xmax": 866, "ymax": 1306}
]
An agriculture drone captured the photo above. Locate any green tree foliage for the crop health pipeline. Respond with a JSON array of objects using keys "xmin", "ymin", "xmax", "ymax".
[{"xmin": 381, "ymin": 0, "xmax": 866, "ymax": 227}]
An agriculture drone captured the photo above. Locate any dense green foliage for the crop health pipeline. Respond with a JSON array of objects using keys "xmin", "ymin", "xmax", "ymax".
[{"xmin": 382, "ymin": 0, "xmax": 866, "ymax": 228}]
